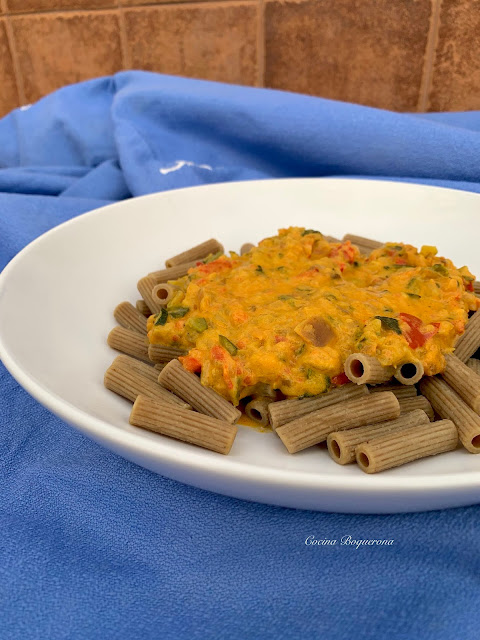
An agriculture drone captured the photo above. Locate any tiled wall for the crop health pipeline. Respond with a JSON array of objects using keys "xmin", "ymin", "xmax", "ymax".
[{"xmin": 0, "ymin": 0, "xmax": 479, "ymax": 118}]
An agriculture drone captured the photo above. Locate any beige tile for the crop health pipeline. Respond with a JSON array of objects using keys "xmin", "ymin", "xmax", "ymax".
[
  {"xmin": 265, "ymin": 0, "xmax": 432, "ymax": 111},
  {"xmin": 428, "ymin": 0, "xmax": 480, "ymax": 111},
  {"xmin": 124, "ymin": 3, "xmax": 258, "ymax": 85},
  {"xmin": 11, "ymin": 11, "xmax": 123, "ymax": 103},
  {"xmin": 0, "ymin": 18, "xmax": 19, "ymax": 116},
  {"xmin": 7, "ymin": 0, "xmax": 116, "ymax": 12}
]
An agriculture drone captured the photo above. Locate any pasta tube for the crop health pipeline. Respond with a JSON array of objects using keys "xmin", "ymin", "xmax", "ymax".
[
  {"xmin": 453, "ymin": 309, "xmax": 480, "ymax": 362},
  {"xmin": 165, "ymin": 239, "xmax": 223, "ymax": 267},
  {"xmin": 398, "ymin": 395, "xmax": 434, "ymax": 420},
  {"xmin": 107, "ymin": 326, "xmax": 150, "ymax": 363},
  {"xmin": 394, "ymin": 360, "xmax": 424, "ymax": 385},
  {"xmin": 114, "ymin": 301, "xmax": 148, "ymax": 335},
  {"xmin": 442, "ymin": 354, "xmax": 480, "ymax": 413},
  {"xmin": 344, "ymin": 353, "xmax": 394, "ymax": 385}
]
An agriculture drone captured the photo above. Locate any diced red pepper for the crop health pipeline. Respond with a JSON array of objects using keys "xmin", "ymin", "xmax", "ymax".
[
  {"xmin": 275, "ymin": 335, "xmax": 287, "ymax": 343},
  {"xmin": 466, "ymin": 281, "xmax": 474, "ymax": 292},
  {"xmin": 394, "ymin": 258, "xmax": 407, "ymax": 265},
  {"xmin": 180, "ymin": 355, "xmax": 202, "ymax": 373},
  {"xmin": 399, "ymin": 313, "xmax": 439, "ymax": 349},
  {"xmin": 211, "ymin": 345, "xmax": 226, "ymax": 361},
  {"xmin": 332, "ymin": 372, "xmax": 350, "ymax": 386}
]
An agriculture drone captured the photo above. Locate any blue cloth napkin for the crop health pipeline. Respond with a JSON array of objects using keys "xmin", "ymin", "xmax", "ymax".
[{"xmin": 2, "ymin": 71, "xmax": 480, "ymax": 640}]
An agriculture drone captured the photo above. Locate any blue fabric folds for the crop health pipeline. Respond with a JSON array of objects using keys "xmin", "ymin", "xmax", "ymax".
[{"xmin": 1, "ymin": 71, "xmax": 480, "ymax": 640}]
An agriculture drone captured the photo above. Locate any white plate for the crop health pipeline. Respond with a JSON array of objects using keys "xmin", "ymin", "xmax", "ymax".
[{"xmin": 1, "ymin": 178, "xmax": 480, "ymax": 514}]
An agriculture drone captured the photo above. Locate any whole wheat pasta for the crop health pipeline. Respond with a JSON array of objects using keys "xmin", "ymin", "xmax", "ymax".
[
  {"xmin": 149, "ymin": 261, "xmax": 197, "ymax": 284},
  {"xmin": 136, "ymin": 299, "xmax": 151, "ymax": 317},
  {"xmin": 398, "ymin": 395, "xmax": 434, "ymax": 420},
  {"xmin": 355, "ymin": 419, "xmax": 457, "ymax": 474},
  {"xmin": 441, "ymin": 353, "xmax": 480, "ymax": 413},
  {"xmin": 369, "ymin": 383, "xmax": 417, "ymax": 399},
  {"xmin": 268, "ymin": 383, "xmax": 369, "ymax": 431},
  {"xmin": 130, "ymin": 395, "xmax": 237, "ymax": 454},
  {"xmin": 113, "ymin": 354, "xmax": 160, "ymax": 383},
  {"xmin": 324, "ymin": 235, "xmax": 340, "ymax": 243},
  {"xmin": 474, "ymin": 281, "xmax": 480, "ymax": 296},
  {"xmin": 327, "ymin": 409, "xmax": 430, "ymax": 465},
  {"xmin": 240, "ymin": 243, "xmax": 254, "ymax": 255},
  {"xmin": 245, "ymin": 397, "xmax": 271, "ymax": 426},
  {"xmin": 137, "ymin": 275, "xmax": 163, "ymax": 314},
  {"xmin": 158, "ymin": 359, "xmax": 241, "ymax": 424},
  {"xmin": 154, "ymin": 363, "xmax": 166, "ymax": 372},
  {"xmin": 467, "ymin": 358, "xmax": 480, "ymax": 376},
  {"xmin": 165, "ymin": 239, "xmax": 224, "ymax": 268},
  {"xmin": 152, "ymin": 283, "xmax": 179, "ymax": 306},
  {"xmin": 107, "ymin": 326, "xmax": 150, "ymax": 363},
  {"xmin": 344, "ymin": 353, "xmax": 394, "ymax": 385},
  {"xmin": 453, "ymin": 309, "xmax": 480, "ymax": 362},
  {"xmin": 420, "ymin": 376, "xmax": 480, "ymax": 453},
  {"xmin": 148, "ymin": 344, "xmax": 187, "ymax": 363},
  {"xmin": 276, "ymin": 391, "xmax": 399, "ymax": 454},
  {"xmin": 105, "ymin": 358, "xmax": 191, "ymax": 408},
  {"xmin": 114, "ymin": 301, "xmax": 148, "ymax": 335},
  {"xmin": 342, "ymin": 234, "xmax": 383, "ymax": 251},
  {"xmin": 394, "ymin": 360, "xmax": 424, "ymax": 385}
]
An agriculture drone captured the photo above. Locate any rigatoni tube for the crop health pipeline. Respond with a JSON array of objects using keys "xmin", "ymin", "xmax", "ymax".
[
  {"xmin": 394, "ymin": 360, "xmax": 424, "ymax": 385},
  {"xmin": 441, "ymin": 353, "xmax": 480, "ymax": 413},
  {"xmin": 137, "ymin": 275, "xmax": 163, "ymax": 314},
  {"xmin": 130, "ymin": 395, "xmax": 237, "ymax": 454},
  {"xmin": 453, "ymin": 309, "xmax": 480, "ymax": 362},
  {"xmin": 136, "ymin": 299, "xmax": 151, "ymax": 317},
  {"xmin": 369, "ymin": 383, "xmax": 417, "ymax": 399},
  {"xmin": 344, "ymin": 353, "xmax": 394, "ymax": 385},
  {"xmin": 355, "ymin": 419, "xmax": 457, "ymax": 474},
  {"xmin": 245, "ymin": 397, "xmax": 271, "ymax": 426},
  {"xmin": 268, "ymin": 383, "xmax": 368, "ymax": 431},
  {"xmin": 467, "ymin": 359, "xmax": 480, "ymax": 376},
  {"xmin": 165, "ymin": 239, "xmax": 224, "ymax": 268},
  {"xmin": 158, "ymin": 359, "xmax": 241, "ymax": 424},
  {"xmin": 419, "ymin": 376, "xmax": 480, "ymax": 453},
  {"xmin": 398, "ymin": 396, "xmax": 434, "ymax": 421},
  {"xmin": 114, "ymin": 301, "xmax": 148, "ymax": 334},
  {"xmin": 276, "ymin": 392, "xmax": 399, "ymax": 454},
  {"xmin": 107, "ymin": 326, "xmax": 150, "ymax": 363},
  {"xmin": 327, "ymin": 409, "xmax": 430, "ymax": 465},
  {"xmin": 148, "ymin": 344, "xmax": 187, "ymax": 364},
  {"xmin": 105, "ymin": 358, "xmax": 190, "ymax": 408},
  {"xmin": 149, "ymin": 261, "xmax": 196, "ymax": 284}
]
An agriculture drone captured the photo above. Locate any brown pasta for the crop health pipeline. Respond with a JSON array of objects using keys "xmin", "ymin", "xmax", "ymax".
[
  {"xmin": 148, "ymin": 344, "xmax": 187, "ymax": 364},
  {"xmin": 158, "ymin": 359, "xmax": 241, "ymax": 424},
  {"xmin": 474, "ymin": 281, "xmax": 480, "ymax": 296},
  {"xmin": 327, "ymin": 409, "xmax": 430, "ymax": 465},
  {"xmin": 324, "ymin": 235, "xmax": 341, "ymax": 243},
  {"xmin": 441, "ymin": 353, "xmax": 480, "ymax": 413},
  {"xmin": 453, "ymin": 308, "xmax": 480, "ymax": 362},
  {"xmin": 245, "ymin": 397, "xmax": 271, "ymax": 426},
  {"xmin": 369, "ymin": 383, "xmax": 417, "ymax": 399},
  {"xmin": 355, "ymin": 419, "xmax": 457, "ymax": 474},
  {"xmin": 467, "ymin": 358, "xmax": 480, "ymax": 376},
  {"xmin": 394, "ymin": 360, "xmax": 424, "ymax": 385},
  {"xmin": 130, "ymin": 395, "xmax": 237, "ymax": 454},
  {"xmin": 419, "ymin": 376, "xmax": 480, "ymax": 453},
  {"xmin": 268, "ymin": 383, "xmax": 369, "ymax": 431},
  {"xmin": 137, "ymin": 275, "xmax": 163, "ymax": 314},
  {"xmin": 165, "ymin": 239, "xmax": 224, "ymax": 268},
  {"xmin": 151, "ymin": 283, "xmax": 179, "ymax": 306},
  {"xmin": 276, "ymin": 391, "xmax": 399, "ymax": 454},
  {"xmin": 149, "ymin": 261, "xmax": 197, "ymax": 284},
  {"xmin": 104, "ymin": 358, "xmax": 191, "ymax": 408},
  {"xmin": 344, "ymin": 353, "xmax": 394, "ymax": 385},
  {"xmin": 113, "ymin": 354, "xmax": 160, "ymax": 383},
  {"xmin": 136, "ymin": 299, "xmax": 151, "ymax": 317},
  {"xmin": 107, "ymin": 326, "xmax": 150, "ymax": 363},
  {"xmin": 342, "ymin": 234, "xmax": 383, "ymax": 251},
  {"xmin": 398, "ymin": 395, "xmax": 434, "ymax": 421},
  {"xmin": 240, "ymin": 243, "xmax": 254, "ymax": 255},
  {"xmin": 114, "ymin": 301, "xmax": 148, "ymax": 334}
]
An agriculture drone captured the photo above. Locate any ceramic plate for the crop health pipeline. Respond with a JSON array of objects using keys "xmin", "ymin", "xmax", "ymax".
[{"xmin": 1, "ymin": 178, "xmax": 480, "ymax": 513}]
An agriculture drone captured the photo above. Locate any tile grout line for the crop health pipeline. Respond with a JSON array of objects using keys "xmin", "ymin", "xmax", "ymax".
[
  {"xmin": 117, "ymin": 4, "xmax": 131, "ymax": 69},
  {"xmin": 256, "ymin": 0, "xmax": 265, "ymax": 87},
  {"xmin": 3, "ymin": 11, "xmax": 27, "ymax": 105},
  {"xmin": 418, "ymin": 0, "xmax": 442, "ymax": 112}
]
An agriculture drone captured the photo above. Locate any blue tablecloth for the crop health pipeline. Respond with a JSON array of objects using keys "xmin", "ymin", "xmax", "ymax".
[{"xmin": 2, "ymin": 71, "xmax": 480, "ymax": 640}]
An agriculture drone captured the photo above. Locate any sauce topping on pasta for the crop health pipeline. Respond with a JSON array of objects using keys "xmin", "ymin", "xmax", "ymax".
[{"xmin": 147, "ymin": 228, "xmax": 479, "ymax": 404}]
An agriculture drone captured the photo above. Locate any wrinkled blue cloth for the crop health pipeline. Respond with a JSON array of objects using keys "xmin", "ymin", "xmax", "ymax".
[{"xmin": 2, "ymin": 71, "xmax": 480, "ymax": 640}]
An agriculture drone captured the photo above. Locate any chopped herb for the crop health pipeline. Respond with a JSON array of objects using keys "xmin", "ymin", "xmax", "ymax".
[
  {"xmin": 407, "ymin": 277, "xmax": 417, "ymax": 289},
  {"xmin": 169, "ymin": 307, "xmax": 190, "ymax": 318},
  {"xmin": 296, "ymin": 286, "xmax": 314, "ymax": 293},
  {"xmin": 295, "ymin": 344, "xmax": 306, "ymax": 356},
  {"xmin": 277, "ymin": 266, "xmax": 287, "ymax": 273},
  {"xmin": 203, "ymin": 251, "xmax": 223, "ymax": 264},
  {"xmin": 278, "ymin": 295, "xmax": 293, "ymax": 300},
  {"xmin": 323, "ymin": 293, "xmax": 337, "ymax": 302},
  {"xmin": 432, "ymin": 263, "xmax": 449, "ymax": 277},
  {"xmin": 406, "ymin": 293, "xmax": 421, "ymax": 299},
  {"xmin": 298, "ymin": 392, "xmax": 315, "ymax": 399},
  {"xmin": 219, "ymin": 335, "xmax": 238, "ymax": 356},
  {"xmin": 187, "ymin": 317, "xmax": 208, "ymax": 332},
  {"xmin": 306, "ymin": 368, "xmax": 314, "ymax": 379},
  {"xmin": 301, "ymin": 229, "xmax": 321, "ymax": 236},
  {"xmin": 154, "ymin": 308, "xmax": 168, "ymax": 326},
  {"xmin": 390, "ymin": 245, "xmax": 403, "ymax": 250},
  {"xmin": 375, "ymin": 316, "xmax": 402, "ymax": 335},
  {"xmin": 255, "ymin": 265, "xmax": 264, "ymax": 273}
]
